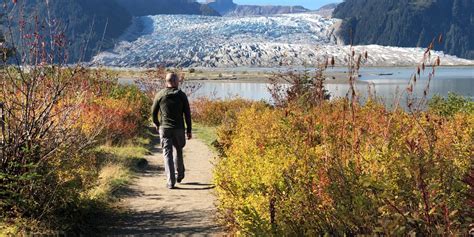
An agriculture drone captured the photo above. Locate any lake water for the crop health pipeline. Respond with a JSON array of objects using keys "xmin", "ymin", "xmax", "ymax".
[{"xmin": 190, "ymin": 67, "xmax": 474, "ymax": 106}]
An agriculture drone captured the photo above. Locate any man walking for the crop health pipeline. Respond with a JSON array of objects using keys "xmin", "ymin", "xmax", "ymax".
[{"xmin": 151, "ymin": 73, "xmax": 192, "ymax": 189}]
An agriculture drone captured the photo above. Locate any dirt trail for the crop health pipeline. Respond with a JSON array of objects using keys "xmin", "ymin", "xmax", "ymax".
[{"xmin": 105, "ymin": 133, "xmax": 223, "ymax": 236}]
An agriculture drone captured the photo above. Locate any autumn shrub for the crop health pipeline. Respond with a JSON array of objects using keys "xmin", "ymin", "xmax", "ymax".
[
  {"xmin": 428, "ymin": 93, "xmax": 474, "ymax": 225},
  {"xmin": 213, "ymin": 99, "xmax": 473, "ymax": 235},
  {"xmin": 212, "ymin": 36, "xmax": 472, "ymax": 235},
  {"xmin": 191, "ymin": 98, "xmax": 269, "ymax": 155},
  {"xmin": 268, "ymin": 66, "xmax": 331, "ymax": 108},
  {"xmin": 80, "ymin": 84, "xmax": 151, "ymax": 144},
  {"xmin": 0, "ymin": 68, "xmax": 92, "ymax": 228},
  {"xmin": 0, "ymin": 66, "xmax": 149, "ymax": 231},
  {"xmin": 191, "ymin": 97, "xmax": 268, "ymax": 126},
  {"xmin": 0, "ymin": 2, "xmax": 151, "ymax": 232}
]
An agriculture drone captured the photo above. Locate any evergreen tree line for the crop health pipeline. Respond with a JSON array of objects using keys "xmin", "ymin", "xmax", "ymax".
[
  {"xmin": 333, "ymin": 0, "xmax": 474, "ymax": 59},
  {"xmin": 0, "ymin": 0, "xmax": 219, "ymax": 62}
]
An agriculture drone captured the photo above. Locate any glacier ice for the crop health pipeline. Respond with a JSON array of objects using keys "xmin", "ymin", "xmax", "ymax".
[{"xmin": 92, "ymin": 14, "xmax": 474, "ymax": 68}]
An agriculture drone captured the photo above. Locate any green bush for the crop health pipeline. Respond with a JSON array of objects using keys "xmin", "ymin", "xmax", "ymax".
[{"xmin": 429, "ymin": 92, "xmax": 474, "ymax": 117}]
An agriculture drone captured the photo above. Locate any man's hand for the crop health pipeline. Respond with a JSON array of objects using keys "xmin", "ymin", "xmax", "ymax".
[{"xmin": 187, "ymin": 132, "xmax": 192, "ymax": 140}]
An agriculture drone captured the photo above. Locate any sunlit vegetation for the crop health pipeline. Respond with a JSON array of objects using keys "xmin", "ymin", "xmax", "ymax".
[
  {"xmin": 0, "ymin": 4, "xmax": 152, "ymax": 231},
  {"xmin": 211, "ymin": 98, "xmax": 472, "ymax": 235},
  {"xmin": 1, "ymin": 0, "xmax": 472, "ymax": 235},
  {"xmin": 192, "ymin": 97, "xmax": 268, "ymax": 127},
  {"xmin": 0, "ymin": 66, "xmax": 152, "ymax": 233},
  {"xmin": 193, "ymin": 47, "xmax": 474, "ymax": 235}
]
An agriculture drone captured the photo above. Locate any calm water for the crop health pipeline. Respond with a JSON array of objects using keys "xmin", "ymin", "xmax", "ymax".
[{"xmin": 190, "ymin": 67, "xmax": 474, "ymax": 106}]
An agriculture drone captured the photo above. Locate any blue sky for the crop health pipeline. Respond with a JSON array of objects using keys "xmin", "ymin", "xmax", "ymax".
[{"xmin": 231, "ymin": 0, "xmax": 342, "ymax": 10}]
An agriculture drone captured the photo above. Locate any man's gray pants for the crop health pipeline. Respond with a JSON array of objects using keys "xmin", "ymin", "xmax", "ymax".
[{"xmin": 159, "ymin": 128, "xmax": 186, "ymax": 187}]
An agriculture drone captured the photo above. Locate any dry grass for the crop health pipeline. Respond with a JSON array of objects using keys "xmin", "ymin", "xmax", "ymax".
[
  {"xmin": 87, "ymin": 137, "xmax": 150, "ymax": 201},
  {"xmin": 88, "ymin": 164, "xmax": 131, "ymax": 201}
]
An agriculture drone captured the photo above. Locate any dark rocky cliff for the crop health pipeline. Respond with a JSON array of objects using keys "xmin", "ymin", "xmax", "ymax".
[
  {"xmin": 333, "ymin": 0, "xmax": 474, "ymax": 59},
  {"xmin": 206, "ymin": 0, "xmax": 236, "ymax": 14},
  {"xmin": 2, "ymin": 0, "xmax": 221, "ymax": 62}
]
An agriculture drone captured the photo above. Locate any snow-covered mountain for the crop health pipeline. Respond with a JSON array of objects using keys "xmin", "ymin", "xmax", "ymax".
[{"xmin": 92, "ymin": 14, "xmax": 474, "ymax": 68}]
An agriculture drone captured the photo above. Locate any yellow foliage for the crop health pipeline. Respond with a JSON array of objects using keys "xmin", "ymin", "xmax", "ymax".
[{"xmin": 214, "ymin": 99, "xmax": 473, "ymax": 235}]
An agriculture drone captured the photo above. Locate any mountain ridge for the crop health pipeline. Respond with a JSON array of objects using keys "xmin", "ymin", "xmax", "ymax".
[
  {"xmin": 116, "ymin": 0, "xmax": 220, "ymax": 16},
  {"xmin": 312, "ymin": 3, "xmax": 338, "ymax": 18},
  {"xmin": 333, "ymin": 0, "xmax": 474, "ymax": 59},
  {"xmin": 207, "ymin": 0, "xmax": 309, "ymax": 16}
]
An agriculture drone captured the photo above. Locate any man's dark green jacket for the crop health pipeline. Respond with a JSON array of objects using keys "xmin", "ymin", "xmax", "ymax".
[{"xmin": 151, "ymin": 87, "xmax": 192, "ymax": 133}]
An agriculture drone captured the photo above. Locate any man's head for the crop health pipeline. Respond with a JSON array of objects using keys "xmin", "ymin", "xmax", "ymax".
[{"xmin": 165, "ymin": 72, "xmax": 180, "ymax": 88}]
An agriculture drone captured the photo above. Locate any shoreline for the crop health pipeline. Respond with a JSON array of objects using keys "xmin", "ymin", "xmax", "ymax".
[
  {"xmin": 114, "ymin": 65, "xmax": 473, "ymax": 85},
  {"xmin": 118, "ymin": 71, "xmax": 364, "ymax": 85},
  {"xmin": 106, "ymin": 64, "xmax": 474, "ymax": 72}
]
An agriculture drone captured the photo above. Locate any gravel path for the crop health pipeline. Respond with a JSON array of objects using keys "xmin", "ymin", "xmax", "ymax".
[{"xmin": 105, "ymin": 133, "xmax": 223, "ymax": 236}]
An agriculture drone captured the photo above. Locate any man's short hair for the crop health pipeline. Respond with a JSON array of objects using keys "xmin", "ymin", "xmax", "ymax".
[{"xmin": 165, "ymin": 72, "xmax": 179, "ymax": 84}]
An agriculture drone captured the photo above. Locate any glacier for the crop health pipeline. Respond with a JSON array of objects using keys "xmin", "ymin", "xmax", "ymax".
[{"xmin": 92, "ymin": 14, "xmax": 474, "ymax": 68}]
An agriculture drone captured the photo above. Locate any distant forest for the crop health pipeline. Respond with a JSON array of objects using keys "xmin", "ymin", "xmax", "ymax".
[
  {"xmin": 334, "ymin": 0, "xmax": 474, "ymax": 59},
  {"xmin": 1, "ymin": 0, "xmax": 218, "ymax": 62},
  {"xmin": 2, "ymin": 0, "xmax": 131, "ymax": 62}
]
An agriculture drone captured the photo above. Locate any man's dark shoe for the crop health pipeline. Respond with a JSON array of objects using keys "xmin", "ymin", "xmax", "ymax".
[
  {"xmin": 176, "ymin": 174, "xmax": 184, "ymax": 183},
  {"xmin": 167, "ymin": 184, "xmax": 175, "ymax": 189}
]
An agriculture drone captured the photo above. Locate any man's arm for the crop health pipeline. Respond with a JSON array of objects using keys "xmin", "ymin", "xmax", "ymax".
[
  {"xmin": 182, "ymin": 93, "xmax": 192, "ymax": 139},
  {"xmin": 151, "ymin": 94, "xmax": 161, "ymax": 129}
]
